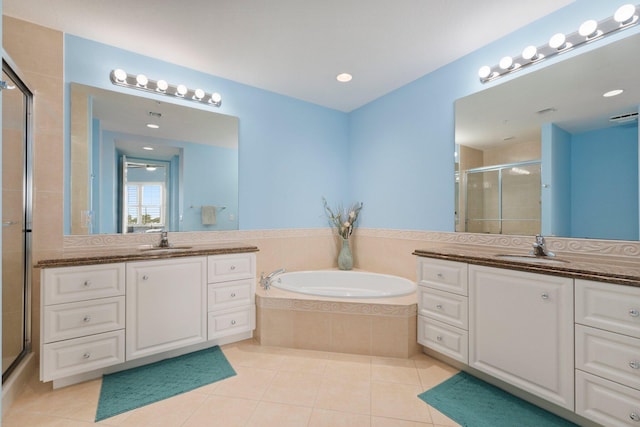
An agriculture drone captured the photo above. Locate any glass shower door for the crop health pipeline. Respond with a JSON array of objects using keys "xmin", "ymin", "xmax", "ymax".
[{"xmin": 2, "ymin": 59, "xmax": 33, "ymax": 381}]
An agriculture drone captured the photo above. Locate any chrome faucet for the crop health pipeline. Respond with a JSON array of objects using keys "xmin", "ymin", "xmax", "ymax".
[
  {"xmin": 530, "ymin": 234, "xmax": 555, "ymax": 257},
  {"xmin": 158, "ymin": 231, "xmax": 170, "ymax": 248},
  {"xmin": 260, "ymin": 268, "xmax": 286, "ymax": 290}
]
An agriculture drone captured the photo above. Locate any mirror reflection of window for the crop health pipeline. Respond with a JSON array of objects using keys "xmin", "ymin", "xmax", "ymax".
[{"xmin": 123, "ymin": 161, "xmax": 168, "ymax": 233}]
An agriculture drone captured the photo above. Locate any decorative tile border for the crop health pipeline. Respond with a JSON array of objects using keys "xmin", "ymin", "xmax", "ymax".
[{"xmin": 256, "ymin": 294, "xmax": 416, "ymax": 318}]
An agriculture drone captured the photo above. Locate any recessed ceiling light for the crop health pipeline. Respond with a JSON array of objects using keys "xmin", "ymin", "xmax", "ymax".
[
  {"xmin": 146, "ymin": 123, "xmax": 160, "ymax": 129},
  {"xmin": 143, "ymin": 146, "xmax": 154, "ymax": 151},
  {"xmin": 603, "ymin": 89, "xmax": 624, "ymax": 97},
  {"xmin": 336, "ymin": 73, "xmax": 352, "ymax": 83}
]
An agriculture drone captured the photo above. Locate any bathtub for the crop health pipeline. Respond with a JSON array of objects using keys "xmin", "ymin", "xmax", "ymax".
[{"xmin": 270, "ymin": 270, "xmax": 416, "ymax": 298}]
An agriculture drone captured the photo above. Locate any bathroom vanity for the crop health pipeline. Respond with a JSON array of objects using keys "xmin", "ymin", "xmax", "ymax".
[
  {"xmin": 415, "ymin": 247, "xmax": 640, "ymax": 427},
  {"xmin": 38, "ymin": 244, "xmax": 257, "ymax": 388}
]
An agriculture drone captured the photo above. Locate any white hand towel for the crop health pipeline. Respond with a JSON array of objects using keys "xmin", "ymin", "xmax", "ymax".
[{"xmin": 201, "ymin": 206, "xmax": 217, "ymax": 225}]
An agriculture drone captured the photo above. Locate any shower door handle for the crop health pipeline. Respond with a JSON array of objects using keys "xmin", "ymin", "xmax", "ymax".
[{"xmin": 2, "ymin": 220, "xmax": 19, "ymax": 227}]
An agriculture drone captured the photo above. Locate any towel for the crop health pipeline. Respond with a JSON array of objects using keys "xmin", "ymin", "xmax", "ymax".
[{"xmin": 201, "ymin": 206, "xmax": 217, "ymax": 225}]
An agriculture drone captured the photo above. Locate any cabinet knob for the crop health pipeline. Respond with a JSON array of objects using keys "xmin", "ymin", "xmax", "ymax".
[
  {"xmin": 142, "ymin": 275, "xmax": 149, "ymax": 281},
  {"xmin": 541, "ymin": 293, "xmax": 549, "ymax": 300},
  {"xmin": 436, "ymin": 304, "xmax": 443, "ymax": 310},
  {"xmin": 630, "ymin": 308, "xmax": 640, "ymax": 318},
  {"xmin": 436, "ymin": 273, "xmax": 444, "ymax": 279},
  {"xmin": 230, "ymin": 265, "xmax": 236, "ymax": 271},
  {"xmin": 630, "ymin": 361, "xmax": 640, "ymax": 370},
  {"xmin": 83, "ymin": 280, "xmax": 91, "ymax": 287},
  {"xmin": 231, "ymin": 320, "xmax": 236, "ymax": 325},
  {"xmin": 83, "ymin": 315, "xmax": 91, "ymax": 323},
  {"xmin": 230, "ymin": 293, "xmax": 236, "ymax": 298},
  {"xmin": 630, "ymin": 412, "xmax": 640, "ymax": 422},
  {"xmin": 436, "ymin": 335, "xmax": 443, "ymax": 342},
  {"xmin": 83, "ymin": 352, "xmax": 91, "ymax": 359}
]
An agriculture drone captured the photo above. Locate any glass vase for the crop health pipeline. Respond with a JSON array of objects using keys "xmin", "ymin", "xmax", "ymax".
[{"xmin": 338, "ymin": 237, "xmax": 353, "ymax": 270}]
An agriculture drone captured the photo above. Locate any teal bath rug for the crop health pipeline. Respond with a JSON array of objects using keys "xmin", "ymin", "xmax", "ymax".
[
  {"xmin": 418, "ymin": 372, "xmax": 578, "ymax": 427},
  {"xmin": 95, "ymin": 346, "xmax": 236, "ymax": 421}
]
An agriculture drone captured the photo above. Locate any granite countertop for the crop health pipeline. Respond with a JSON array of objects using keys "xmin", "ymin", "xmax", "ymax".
[
  {"xmin": 36, "ymin": 242, "xmax": 259, "ymax": 268},
  {"xmin": 413, "ymin": 243, "xmax": 640, "ymax": 288}
]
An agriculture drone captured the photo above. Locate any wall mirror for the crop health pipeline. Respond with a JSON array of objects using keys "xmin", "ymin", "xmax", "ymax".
[
  {"xmin": 67, "ymin": 83, "xmax": 239, "ymax": 235},
  {"xmin": 455, "ymin": 32, "xmax": 640, "ymax": 240}
]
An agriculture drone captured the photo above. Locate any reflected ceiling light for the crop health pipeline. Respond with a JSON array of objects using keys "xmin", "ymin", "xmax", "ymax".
[
  {"xmin": 143, "ymin": 146, "xmax": 154, "ymax": 151},
  {"xmin": 614, "ymin": 4, "xmax": 638, "ymax": 25},
  {"xmin": 478, "ymin": 3, "xmax": 640, "ymax": 83},
  {"xmin": 109, "ymin": 69, "xmax": 222, "ymax": 107},
  {"xmin": 336, "ymin": 73, "xmax": 353, "ymax": 82},
  {"xmin": 146, "ymin": 123, "xmax": 160, "ymax": 129},
  {"xmin": 603, "ymin": 89, "xmax": 624, "ymax": 97},
  {"xmin": 145, "ymin": 165, "xmax": 157, "ymax": 171}
]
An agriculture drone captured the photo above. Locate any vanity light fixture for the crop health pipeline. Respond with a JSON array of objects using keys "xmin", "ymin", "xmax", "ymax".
[
  {"xmin": 478, "ymin": 3, "xmax": 639, "ymax": 83},
  {"xmin": 109, "ymin": 69, "xmax": 222, "ymax": 107}
]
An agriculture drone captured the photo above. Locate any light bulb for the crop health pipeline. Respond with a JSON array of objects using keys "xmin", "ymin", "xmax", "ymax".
[
  {"xmin": 478, "ymin": 66, "xmax": 492, "ymax": 79},
  {"xmin": 578, "ymin": 20, "xmax": 599, "ymax": 38},
  {"xmin": 194, "ymin": 88, "xmax": 205, "ymax": 100},
  {"xmin": 156, "ymin": 80, "xmax": 168, "ymax": 92},
  {"xmin": 210, "ymin": 92, "xmax": 222, "ymax": 104},
  {"xmin": 176, "ymin": 84, "xmax": 188, "ymax": 96},
  {"xmin": 522, "ymin": 46, "xmax": 542, "ymax": 61},
  {"xmin": 113, "ymin": 69, "xmax": 127, "ymax": 83},
  {"xmin": 614, "ymin": 4, "xmax": 636, "ymax": 24},
  {"xmin": 499, "ymin": 56, "xmax": 513, "ymax": 70},
  {"xmin": 549, "ymin": 33, "xmax": 567, "ymax": 50},
  {"xmin": 136, "ymin": 74, "xmax": 148, "ymax": 87}
]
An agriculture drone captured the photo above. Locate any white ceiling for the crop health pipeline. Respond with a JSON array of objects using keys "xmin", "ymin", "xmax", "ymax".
[{"xmin": 4, "ymin": 0, "xmax": 573, "ymax": 112}]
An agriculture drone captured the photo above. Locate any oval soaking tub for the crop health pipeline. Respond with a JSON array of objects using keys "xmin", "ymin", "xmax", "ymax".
[{"xmin": 271, "ymin": 270, "xmax": 416, "ymax": 298}]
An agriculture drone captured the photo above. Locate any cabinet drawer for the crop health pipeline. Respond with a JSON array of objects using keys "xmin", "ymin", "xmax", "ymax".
[
  {"xmin": 208, "ymin": 254, "xmax": 255, "ymax": 283},
  {"xmin": 576, "ymin": 279, "xmax": 640, "ymax": 338},
  {"xmin": 208, "ymin": 279, "xmax": 253, "ymax": 311},
  {"xmin": 41, "ymin": 330, "xmax": 125, "ymax": 382},
  {"xmin": 208, "ymin": 305, "xmax": 255, "ymax": 340},
  {"xmin": 417, "ymin": 315, "xmax": 468, "ymax": 364},
  {"xmin": 417, "ymin": 258, "xmax": 468, "ymax": 296},
  {"xmin": 417, "ymin": 286, "xmax": 468, "ymax": 330},
  {"xmin": 576, "ymin": 324, "xmax": 640, "ymax": 391},
  {"xmin": 576, "ymin": 370, "xmax": 640, "ymax": 427},
  {"xmin": 43, "ymin": 296, "xmax": 125, "ymax": 343},
  {"xmin": 43, "ymin": 263, "xmax": 125, "ymax": 305}
]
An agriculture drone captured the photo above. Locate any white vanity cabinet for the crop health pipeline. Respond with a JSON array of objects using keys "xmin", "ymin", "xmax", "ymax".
[
  {"xmin": 206, "ymin": 253, "xmax": 256, "ymax": 340},
  {"xmin": 575, "ymin": 279, "xmax": 640, "ymax": 426},
  {"xmin": 40, "ymin": 263, "xmax": 126, "ymax": 382},
  {"xmin": 469, "ymin": 265, "xmax": 574, "ymax": 410},
  {"xmin": 126, "ymin": 257, "xmax": 207, "ymax": 360},
  {"xmin": 417, "ymin": 258, "xmax": 469, "ymax": 363}
]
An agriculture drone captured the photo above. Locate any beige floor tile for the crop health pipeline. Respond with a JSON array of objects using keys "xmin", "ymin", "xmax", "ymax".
[
  {"xmin": 212, "ymin": 366, "xmax": 277, "ymax": 400},
  {"xmin": 245, "ymin": 401, "xmax": 312, "ymax": 427},
  {"xmin": 2, "ymin": 411, "xmax": 95, "ymax": 427},
  {"xmin": 221, "ymin": 344, "xmax": 287, "ymax": 370},
  {"xmin": 371, "ymin": 358, "xmax": 421, "ymax": 385},
  {"xmin": 324, "ymin": 356, "xmax": 371, "ymax": 382},
  {"xmin": 371, "ymin": 382, "xmax": 432, "ymax": 423},
  {"xmin": 315, "ymin": 376, "xmax": 371, "ymax": 414},
  {"xmin": 416, "ymin": 363, "xmax": 458, "ymax": 390},
  {"xmin": 182, "ymin": 395, "xmax": 258, "ymax": 427},
  {"xmin": 427, "ymin": 406, "xmax": 462, "ymax": 427},
  {"xmin": 262, "ymin": 370, "xmax": 323, "ymax": 406},
  {"xmin": 308, "ymin": 408, "xmax": 371, "ymax": 427},
  {"xmin": 116, "ymin": 390, "xmax": 208, "ymax": 427},
  {"xmin": 371, "ymin": 416, "xmax": 434, "ymax": 427}
]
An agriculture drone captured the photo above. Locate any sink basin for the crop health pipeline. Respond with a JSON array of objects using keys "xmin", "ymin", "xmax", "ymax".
[
  {"xmin": 139, "ymin": 245, "xmax": 193, "ymax": 253},
  {"xmin": 494, "ymin": 254, "xmax": 568, "ymax": 264}
]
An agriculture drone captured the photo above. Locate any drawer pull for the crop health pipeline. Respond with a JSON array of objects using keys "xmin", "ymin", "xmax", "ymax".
[
  {"xmin": 83, "ymin": 352, "xmax": 91, "ymax": 359},
  {"xmin": 630, "ymin": 361, "xmax": 640, "ymax": 370},
  {"xmin": 230, "ymin": 293, "xmax": 236, "ymax": 298},
  {"xmin": 436, "ymin": 335, "xmax": 443, "ymax": 342},
  {"xmin": 630, "ymin": 308, "xmax": 640, "ymax": 317},
  {"xmin": 230, "ymin": 320, "xmax": 236, "ymax": 325},
  {"xmin": 83, "ymin": 280, "xmax": 91, "ymax": 287},
  {"xmin": 83, "ymin": 315, "xmax": 91, "ymax": 323},
  {"xmin": 436, "ymin": 273, "xmax": 444, "ymax": 279},
  {"xmin": 436, "ymin": 304, "xmax": 443, "ymax": 310},
  {"xmin": 541, "ymin": 293, "xmax": 549, "ymax": 300},
  {"xmin": 230, "ymin": 265, "xmax": 236, "ymax": 271},
  {"xmin": 630, "ymin": 412, "xmax": 640, "ymax": 422}
]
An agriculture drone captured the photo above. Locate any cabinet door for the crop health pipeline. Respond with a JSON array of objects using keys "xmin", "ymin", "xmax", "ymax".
[
  {"xmin": 469, "ymin": 265, "xmax": 574, "ymax": 410},
  {"xmin": 126, "ymin": 257, "xmax": 207, "ymax": 360}
]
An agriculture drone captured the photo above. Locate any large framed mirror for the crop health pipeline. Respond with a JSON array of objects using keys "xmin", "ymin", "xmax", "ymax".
[
  {"xmin": 455, "ymin": 32, "xmax": 640, "ymax": 240},
  {"xmin": 67, "ymin": 83, "xmax": 239, "ymax": 235}
]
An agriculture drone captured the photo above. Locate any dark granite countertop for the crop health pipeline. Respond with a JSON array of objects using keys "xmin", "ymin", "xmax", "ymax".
[
  {"xmin": 36, "ymin": 242, "xmax": 259, "ymax": 268},
  {"xmin": 413, "ymin": 244, "xmax": 640, "ymax": 288}
]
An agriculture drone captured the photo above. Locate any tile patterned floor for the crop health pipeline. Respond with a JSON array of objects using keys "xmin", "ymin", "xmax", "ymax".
[{"xmin": 2, "ymin": 340, "xmax": 462, "ymax": 427}]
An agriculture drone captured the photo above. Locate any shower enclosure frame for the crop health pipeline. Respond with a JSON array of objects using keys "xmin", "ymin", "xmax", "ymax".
[{"xmin": 2, "ymin": 54, "xmax": 34, "ymax": 383}]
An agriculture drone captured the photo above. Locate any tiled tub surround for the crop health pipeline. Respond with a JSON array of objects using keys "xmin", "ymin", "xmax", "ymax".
[{"xmin": 255, "ymin": 285, "xmax": 420, "ymax": 358}]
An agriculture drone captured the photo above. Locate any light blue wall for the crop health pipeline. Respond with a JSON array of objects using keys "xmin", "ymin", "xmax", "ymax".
[
  {"xmin": 64, "ymin": 0, "xmax": 640, "ymax": 232},
  {"xmin": 542, "ymin": 124, "xmax": 572, "ymax": 237},
  {"xmin": 571, "ymin": 125, "xmax": 639, "ymax": 240},
  {"xmin": 64, "ymin": 35, "xmax": 350, "ymax": 231}
]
